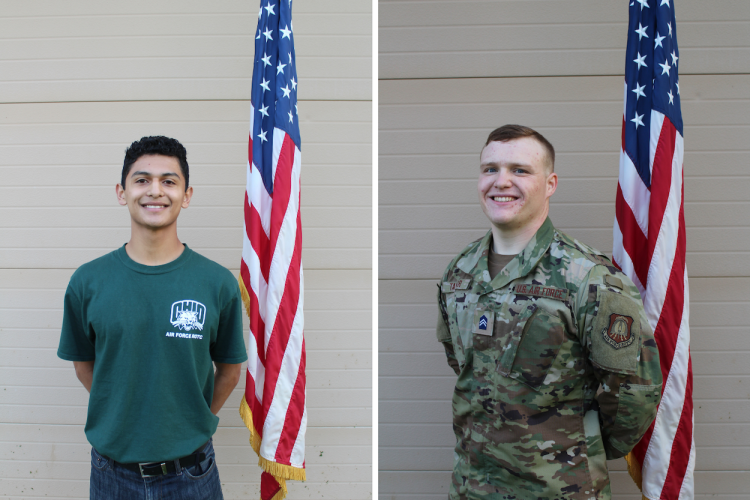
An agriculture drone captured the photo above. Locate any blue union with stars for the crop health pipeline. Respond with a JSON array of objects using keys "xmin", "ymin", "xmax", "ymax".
[
  {"xmin": 624, "ymin": 0, "xmax": 682, "ymax": 189},
  {"xmin": 251, "ymin": 0, "xmax": 300, "ymax": 195}
]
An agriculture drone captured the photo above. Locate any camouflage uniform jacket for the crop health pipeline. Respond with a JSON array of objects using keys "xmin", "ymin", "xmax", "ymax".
[{"xmin": 437, "ymin": 218, "xmax": 662, "ymax": 500}]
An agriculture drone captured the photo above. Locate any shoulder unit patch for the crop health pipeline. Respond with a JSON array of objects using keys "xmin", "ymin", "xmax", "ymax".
[
  {"xmin": 601, "ymin": 313, "xmax": 635, "ymax": 349},
  {"xmin": 589, "ymin": 288, "xmax": 642, "ymax": 374}
]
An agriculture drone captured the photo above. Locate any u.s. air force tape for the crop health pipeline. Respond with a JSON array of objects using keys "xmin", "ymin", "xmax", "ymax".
[{"xmin": 514, "ymin": 284, "xmax": 569, "ymax": 301}]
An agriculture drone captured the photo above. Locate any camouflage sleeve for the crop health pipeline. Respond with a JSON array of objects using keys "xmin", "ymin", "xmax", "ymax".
[
  {"xmin": 576, "ymin": 265, "xmax": 663, "ymax": 460},
  {"xmin": 437, "ymin": 283, "xmax": 460, "ymax": 375}
]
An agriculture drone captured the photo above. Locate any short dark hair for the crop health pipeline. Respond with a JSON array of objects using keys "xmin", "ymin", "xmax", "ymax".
[
  {"xmin": 483, "ymin": 124, "xmax": 555, "ymax": 172},
  {"xmin": 122, "ymin": 136, "xmax": 189, "ymax": 189}
]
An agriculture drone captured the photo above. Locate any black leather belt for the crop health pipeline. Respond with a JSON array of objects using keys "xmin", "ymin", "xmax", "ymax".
[{"xmin": 110, "ymin": 444, "xmax": 208, "ymax": 478}]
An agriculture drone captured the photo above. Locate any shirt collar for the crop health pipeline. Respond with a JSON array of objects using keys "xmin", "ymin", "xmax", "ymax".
[{"xmin": 457, "ymin": 217, "xmax": 556, "ymax": 293}]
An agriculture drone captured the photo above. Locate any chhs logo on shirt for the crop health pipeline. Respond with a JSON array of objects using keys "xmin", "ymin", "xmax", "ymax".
[{"xmin": 170, "ymin": 300, "xmax": 206, "ymax": 331}]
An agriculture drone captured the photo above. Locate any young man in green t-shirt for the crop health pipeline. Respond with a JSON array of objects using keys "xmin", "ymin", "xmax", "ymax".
[{"xmin": 57, "ymin": 136, "xmax": 247, "ymax": 499}]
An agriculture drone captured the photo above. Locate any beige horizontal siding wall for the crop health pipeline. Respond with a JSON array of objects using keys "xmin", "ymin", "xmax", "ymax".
[
  {"xmin": 379, "ymin": 1, "xmax": 750, "ymax": 499},
  {"xmin": 0, "ymin": 1, "xmax": 372, "ymax": 498}
]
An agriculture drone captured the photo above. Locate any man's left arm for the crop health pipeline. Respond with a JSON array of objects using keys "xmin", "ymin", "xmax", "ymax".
[
  {"xmin": 211, "ymin": 362, "xmax": 243, "ymax": 415},
  {"xmin": 209, "ymin": 278, "xmax": 249, "ymax": 415},
  {"xmin": 577, "ymin": 266, "xmax": 663, "ymax": 459}
]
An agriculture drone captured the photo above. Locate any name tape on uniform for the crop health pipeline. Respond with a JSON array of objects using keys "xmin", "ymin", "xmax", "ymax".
[
  {"xmin": 514, "ymin": 284, "xmax": 569, "ymax": 301},
  {"xmin": 442, "ymin": 279, "xmax": 471, "ymax": 293}
]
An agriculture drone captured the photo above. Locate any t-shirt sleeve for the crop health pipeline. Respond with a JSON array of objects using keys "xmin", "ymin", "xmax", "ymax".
[
  {"xmin": 57, "ymin": 280, "xmax": 96, "ymax": 361},
  {"xmin": 210, "ymin": 279, "xmax": 248, "ymax": 364}
]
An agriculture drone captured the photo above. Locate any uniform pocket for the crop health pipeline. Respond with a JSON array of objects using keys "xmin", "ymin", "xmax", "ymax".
[
  {"xmin": 473, "ymin": 303, "xmax": 536, "ymax": 376},
  {"xmin": 508, "ymin": 307, "xmax": 566, "ymax": 391},
  {"xmin": 609, "ymin": 383, "xmax": 661, "ymax": 457}
]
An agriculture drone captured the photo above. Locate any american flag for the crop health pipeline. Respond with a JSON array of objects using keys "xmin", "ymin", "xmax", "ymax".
[
  {"xmin": 239, "ymin": 1, "xmax": 306, "ymax": 499},
  {"xmin": 613, "ymin": 1, "xmax": 694, "ymax": 499}
]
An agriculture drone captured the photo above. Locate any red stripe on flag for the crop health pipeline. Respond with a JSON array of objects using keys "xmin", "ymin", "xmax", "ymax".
[
  {"xmin": 616, "ymin": 183, "xmax": 650, "ymax": 287},
  {"xmin": 652, "ymin": 181, "xmax": 686, "ymax": 380},
  {"xmin": 276, "ymin": 337, "xmax": 306, "ymax": 465},
  {"xmin": 269, "ymin": 136, "xmax": 295, "ymax": 254},
  {"xmin": 630, "ymin": 173, "xmax": 688, "ymax": 473},
  {"xmin": 240, "ymin": 255, "xmax": 266, "ymax": 438},
  {"xmin": 261, "ymin": 136, "xmax": 301, "ymax": 425},
  {"xmin": 244, "ymin": 370, "xmax": 264, "ymax": 436},
  {"xmin": 260, "ymin": 472, "xmax": 281, "ymax": 500},
  {"xmin": 658, "ymin": 178, "xmax": 692, "ymax": 498},
  {"xmin": 647, "ymin": 120, "xmax": 677, "ymax": 265},
  {"xmin": 240, "ymin": 259, "xmax": 266, "ymax": 366},
  {"xmin": 261, "ymin": 210, "xmax": 302, "ymax": 422},
  {"xmin": 245, "ymin": 193, "xmax": 271, "ymax": 285},
  {"xmin": 274, "ymin": 208, "xmax": 306, "ymax": 465},
  {"xmin": 661, "ymin": 354, "xmax": 693, "ymax": 499}
]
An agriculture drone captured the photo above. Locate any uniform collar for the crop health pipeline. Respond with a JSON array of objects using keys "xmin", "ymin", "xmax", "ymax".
[{"xmin": 457, "ymin": 217, "xmax": 556, "ymax": 294}]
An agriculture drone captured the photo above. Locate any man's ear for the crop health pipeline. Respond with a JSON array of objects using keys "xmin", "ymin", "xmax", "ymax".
[
  {"xmin": 546, "ymin": 172, "xmax": 558, "ymax": 199},
  {"xmin": 181, "ymin": 186, "xmax": 194, "ymax": 209},
  {"xmin": 116, "ymin": 184, "xmax": 127, "ymax": 206}
]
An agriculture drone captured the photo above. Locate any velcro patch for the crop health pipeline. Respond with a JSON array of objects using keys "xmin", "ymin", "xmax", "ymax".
[
  {"xmin": 472, "ymin": 309, "xmax": 494, "ymax": 336},
  {"xmin": 590, "ymin": 288, "xmax": 641, "ymax": 374},
  {"xmin": 515, "ymin": 284, "xmax": 569, "ymax": 302},
  {"xmin": 604, "ymin": 275, "xmax": 623, "ymax": 290},
  {"xmin": 442, "ymin": 279, "xmax": 471, "ymax": 293}
]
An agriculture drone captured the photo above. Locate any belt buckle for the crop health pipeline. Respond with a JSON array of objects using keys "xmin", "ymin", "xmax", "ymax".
[{"xmin": 138, "ymin": 462, "xmax": 168, "ymax": 477}]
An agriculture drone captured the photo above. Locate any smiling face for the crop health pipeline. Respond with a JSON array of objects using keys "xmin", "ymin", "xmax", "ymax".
[
  {"xmin": 116, "ymin": 154, "xmax": 193, "ymax": 232},
  {"xmin": 478, "ymin": 137, "xmax": 557, "ymax": 236}
]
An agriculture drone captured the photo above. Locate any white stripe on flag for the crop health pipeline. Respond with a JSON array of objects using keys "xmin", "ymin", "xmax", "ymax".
[
  {"xmin": 247, "ymin": 161, "xmax": 272, "ymax": 237},
  {"xmin": 261, "ymin": 270, "xmax": 304, "ymax": 462},
  {"xmin": 619, "ymin": 149, "xmax": 651, "ymax": 236},
  {"xmin": 678, "ymin": 420, "xmax": 696, "ymax": 500},
  {"xmin": 271, "ymin": 128, "xmax": 285, "ymax": 189},
  {"xmin": 290, "ymin": 402, "xmax": 307, "ymax": 468},
  {"xmin": 612, "ymin": 219, "xmax": 645, "ymax": 295},
  {"xmin": 264, "ymin": 138, "xmax": 302, "ymax": 351},
  {"xmin": 245, "ymin": 329, "xmax": 266, "ymax": 403},
  {"xmin": 642, "ymin": 132, "xmax": 683, "ymax": 331},
  {"xmin": 642, "ymin": 268, "xmax": 691, "ymax": 498},
  {"xmin": 242, "ymin": 224, "xmax": 268, "ymax": 323},
  {"xmin": 648, "ymin": 111, "xmax": 665, "ymax": 176}
]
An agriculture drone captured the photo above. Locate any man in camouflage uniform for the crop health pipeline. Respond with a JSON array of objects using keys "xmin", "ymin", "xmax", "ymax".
[{"xmin": 437, "ymin": 125, "xmax": 662, "ymax": 499}]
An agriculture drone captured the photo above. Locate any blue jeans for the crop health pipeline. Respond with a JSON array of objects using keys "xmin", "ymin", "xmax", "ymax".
[{"xmin": 90, "ymin": 439, "xmax": 224, "ymax": 500}]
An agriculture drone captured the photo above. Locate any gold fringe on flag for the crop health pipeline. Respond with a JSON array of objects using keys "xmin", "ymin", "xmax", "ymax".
[
  {"xmin": 237, "ymin": 276, "xmax": 307, "ymax": 500},
  {"xmin": 238, "ymin": 275, "xmax": 255, "ymax": 330},
  {"xmin": 624, "ymin": 451, "xmax": 652, "ymax": 500}
]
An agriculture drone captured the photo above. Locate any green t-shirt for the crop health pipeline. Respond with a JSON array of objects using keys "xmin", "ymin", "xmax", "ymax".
[{"xmin": 57, "ymin": 244, "xmax": 247, "ymax": 463}]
